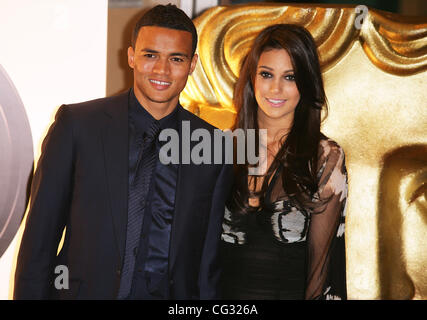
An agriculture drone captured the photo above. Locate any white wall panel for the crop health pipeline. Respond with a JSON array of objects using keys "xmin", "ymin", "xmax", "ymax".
[{"xmin": 0, "ymin": 0, "xmax": 108, "ymax": 299}]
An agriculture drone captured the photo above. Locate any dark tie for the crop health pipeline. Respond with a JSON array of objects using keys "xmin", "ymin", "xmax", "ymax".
[{"xmin": 117, "ymin": 119, "xmax": 161, "ymax": 299}]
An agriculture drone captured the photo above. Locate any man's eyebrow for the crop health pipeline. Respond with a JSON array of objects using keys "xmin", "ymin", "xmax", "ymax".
[
  {"xmin": 170, "ymin": 52, "xmax": 190, "ymax": 58},
  {"xmin": 140, "ymin": 48, "xmax": 158, "ymax": 52},
  {"xmin": 140, "ymin": 48, "xmax": 189, "ymax": 58}
]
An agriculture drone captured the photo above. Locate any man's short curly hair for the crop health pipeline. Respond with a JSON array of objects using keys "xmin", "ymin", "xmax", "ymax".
[{"xmin": 132, "ymin": 4, "xmax": 198, "ymax": 56}]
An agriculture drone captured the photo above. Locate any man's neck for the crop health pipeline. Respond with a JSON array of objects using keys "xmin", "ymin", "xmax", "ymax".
[{"xmin": 133, "ymin": 90, "xmax": 178, "ymax": 120}]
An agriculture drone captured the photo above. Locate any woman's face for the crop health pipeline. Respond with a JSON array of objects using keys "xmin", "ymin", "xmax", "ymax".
[{"xmin": 254, "ymin": 48, "xmax": 300, "ymax": 127}]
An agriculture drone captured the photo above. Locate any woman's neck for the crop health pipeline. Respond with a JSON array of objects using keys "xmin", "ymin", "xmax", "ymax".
[{"xmin": 257, "ymin": 117, "xmax": 292, "ymax": 148}]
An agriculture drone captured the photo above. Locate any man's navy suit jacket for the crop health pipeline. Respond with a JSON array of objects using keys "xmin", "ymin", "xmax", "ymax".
[{"xmin": 14, "ymin": 90, "xmax": 233, "ymax": 299}]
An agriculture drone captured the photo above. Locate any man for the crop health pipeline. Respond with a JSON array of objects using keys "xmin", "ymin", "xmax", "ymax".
[{"xmin": 14, "ymin": 4, "xmax": 232, "ymax": 300}]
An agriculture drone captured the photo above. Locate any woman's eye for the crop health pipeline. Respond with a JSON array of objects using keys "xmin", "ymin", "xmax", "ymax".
[
  {"xmin": 284, "ymin": 74, "xmax": 296, "ymax": 81},
  {"xmin": 259, "ymin": 71, "xmax": 272, "ymax": 78}
]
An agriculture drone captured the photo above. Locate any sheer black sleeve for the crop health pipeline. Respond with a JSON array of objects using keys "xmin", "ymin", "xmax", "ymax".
[{"xmin": 305, "ymin": 140, "xmax": 348, "ymax": 300}]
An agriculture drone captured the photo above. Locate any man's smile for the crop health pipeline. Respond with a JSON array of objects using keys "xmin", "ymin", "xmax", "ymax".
[{"xmin": 149, "ymin": 79, "xmax": 172, "ymax": 89}]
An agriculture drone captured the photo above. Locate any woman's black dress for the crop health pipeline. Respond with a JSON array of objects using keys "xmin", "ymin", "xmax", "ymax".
[{"xmin": 220, "ymin": 139, "xmax": 348, "ymax": 300}]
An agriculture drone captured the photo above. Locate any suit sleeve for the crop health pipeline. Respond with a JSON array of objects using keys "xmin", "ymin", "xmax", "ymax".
[
  {"xmin": 14, "ymin": 105, "xmax": 74, "ymax": 299},
  {"xmin": 198, "ymin": 162, "xmax": 233, "ymax": 299}
]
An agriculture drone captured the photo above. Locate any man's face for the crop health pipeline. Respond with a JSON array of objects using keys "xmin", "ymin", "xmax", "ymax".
[{"xmin": 128, "ymin": 26, "xmax": 198, "ymax": 119}]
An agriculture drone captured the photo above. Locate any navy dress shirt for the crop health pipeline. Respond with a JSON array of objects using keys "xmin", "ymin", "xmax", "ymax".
[{"xmin": 126, "ymin": 89, "xmax": 178, "ymax": 299}]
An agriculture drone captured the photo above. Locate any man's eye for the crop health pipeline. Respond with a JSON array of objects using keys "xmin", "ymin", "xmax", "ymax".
[
  {"xmin": 171, "ymin": 57, "xmax": 184, "ymax": 62},
  {"xmin": 259, "ymin": 71, "xmax": 272, "ymax": 78},
  {"xmin": 144, "ymin": 53, "xmax": 156, "ymax": 58}
]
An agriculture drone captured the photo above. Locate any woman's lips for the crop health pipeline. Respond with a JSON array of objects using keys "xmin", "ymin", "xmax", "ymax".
[{"xmin": 266, "ymin": 98, "xmax": 286, "ymax": 107}]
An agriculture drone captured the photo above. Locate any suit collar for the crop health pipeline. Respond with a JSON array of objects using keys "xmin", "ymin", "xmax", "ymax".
[{"xmin": 103, "ymin": 90, "xmax": 130, "ymax": 119}]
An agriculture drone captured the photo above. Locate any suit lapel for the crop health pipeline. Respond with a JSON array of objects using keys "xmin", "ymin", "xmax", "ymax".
[
  {"xmin": 169, "ymin": 105, "xmax": 192, "ymax": 272},
  {"xmin": 101, "ymin": 91, "xmax": 130, "ymax": 262}
]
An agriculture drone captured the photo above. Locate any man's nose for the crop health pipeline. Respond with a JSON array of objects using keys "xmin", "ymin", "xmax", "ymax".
[{"xmin": 153, "ymin": 58, "xmax": 170, "ymax": 75}]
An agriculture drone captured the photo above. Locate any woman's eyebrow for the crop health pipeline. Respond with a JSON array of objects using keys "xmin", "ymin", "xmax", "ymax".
[
  {"xmin": 258, "ymin": 65, "xmax": 294, "ymax": 73},
  {"xmin": 258, "ymin": 65, "xmax": 273, "ymax": 70}
]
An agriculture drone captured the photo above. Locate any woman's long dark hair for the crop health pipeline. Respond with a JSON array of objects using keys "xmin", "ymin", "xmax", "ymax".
[{"xmin": 228, "ymin": 24, "xmax": 328, "ymax": 218}]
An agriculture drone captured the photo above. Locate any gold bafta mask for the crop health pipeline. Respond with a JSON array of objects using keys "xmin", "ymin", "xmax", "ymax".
[
  {"xmin": 180, "ymin": 4, "xmax": 427, "ymax": 299},
  {"xmin": 378, "ymin": 145, "xmax": 427, "ymax": 299}
]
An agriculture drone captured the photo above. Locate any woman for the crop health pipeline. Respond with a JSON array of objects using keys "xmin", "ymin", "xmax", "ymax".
[{"xmin": 220, "ymin": 24, "xmax": 347, "ymax": 300}]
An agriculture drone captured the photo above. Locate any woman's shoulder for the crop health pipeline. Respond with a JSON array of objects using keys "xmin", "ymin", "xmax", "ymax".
[
  {"xmin": 318, "ymin": 136, "xmax": 345, "ymax": 163},
  {"xmin": 314, "ymin": 136, "xmax": 348, "ymax": 203},
  {"xmin": 316, "ymin": 136, "xmax": 347, "ymax": 183}
]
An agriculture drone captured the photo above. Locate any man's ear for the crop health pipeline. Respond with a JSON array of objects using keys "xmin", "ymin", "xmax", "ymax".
[
  {"xmin": 127, "ymin": 46, "xmax": 135, "ymax": 69},
  {"xmin": 189, "ymin": 53, "xmax": 198, "ymax": 75}
]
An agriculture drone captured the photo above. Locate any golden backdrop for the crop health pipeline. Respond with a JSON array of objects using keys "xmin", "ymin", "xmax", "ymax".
[{"xmin": 180, "ymin": 3, "xmax": 427, "ymax": 299}]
